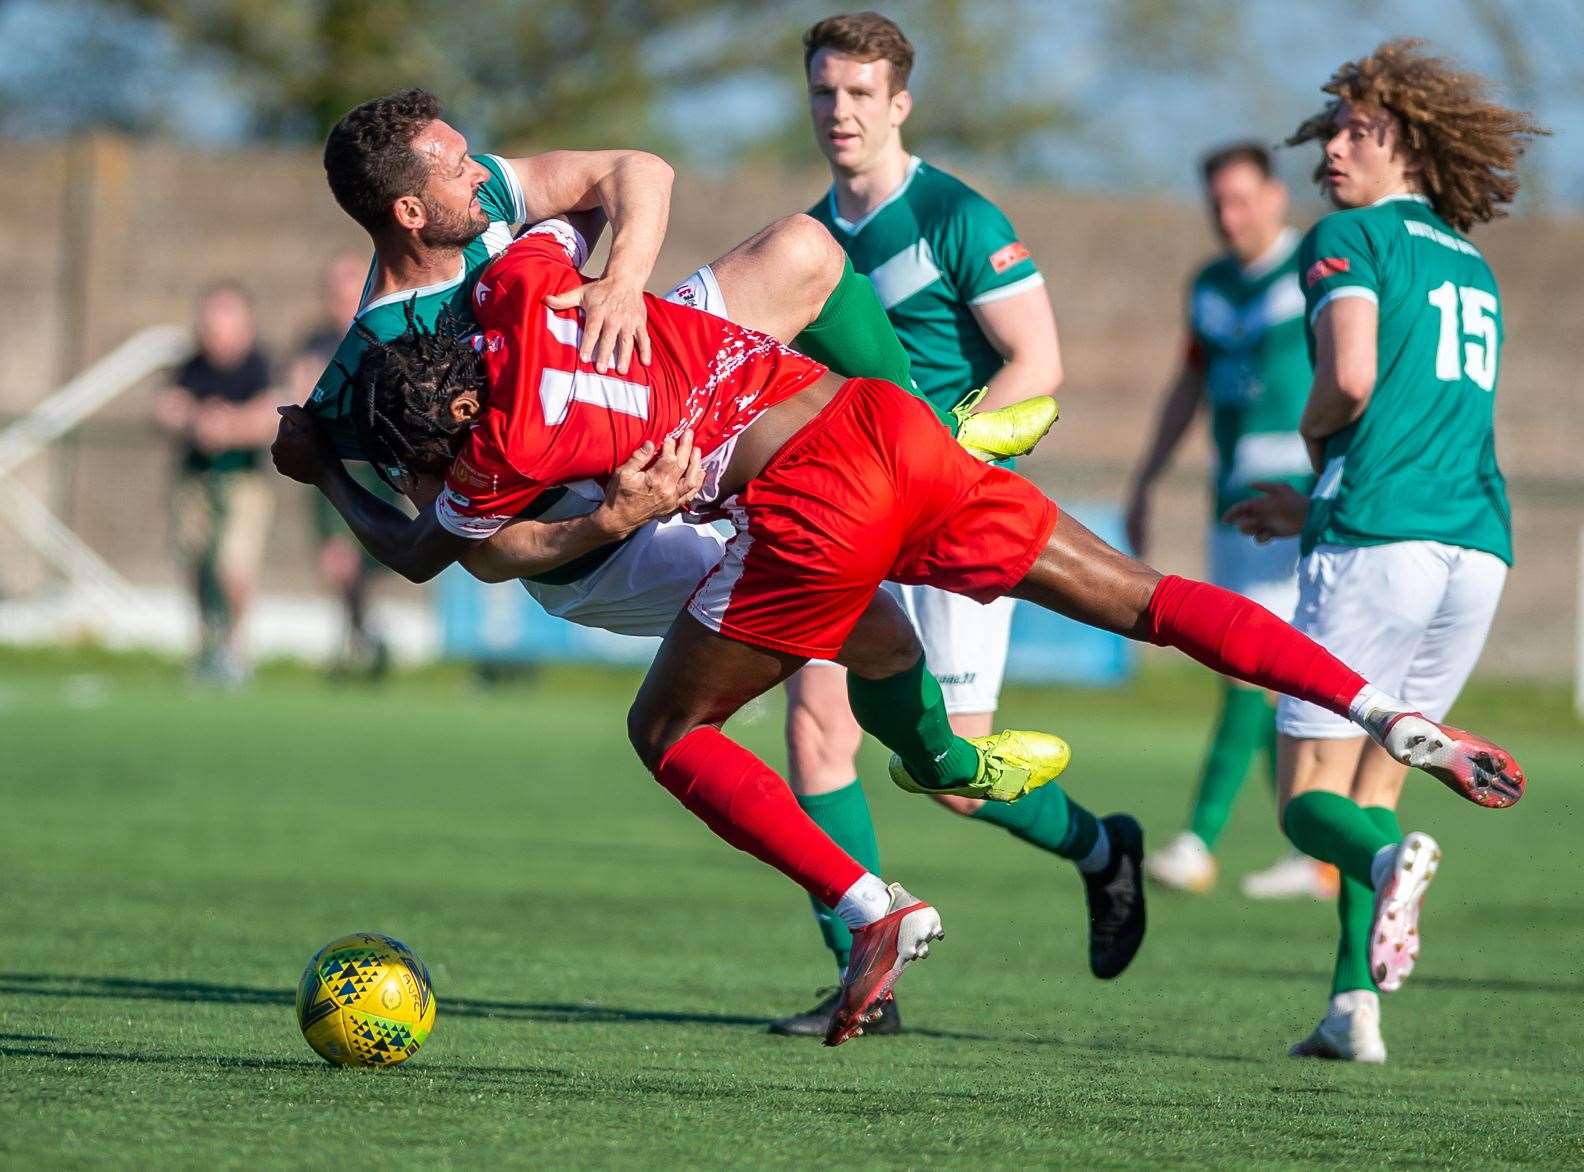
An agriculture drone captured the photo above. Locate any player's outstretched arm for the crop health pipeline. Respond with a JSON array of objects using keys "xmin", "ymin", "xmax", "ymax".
[
  {"xmin": 458, "ymin": 431, "xmax": 704, "ymax": 584},
  {"xmin": 510, "ymin": 149, "xmax": 674, "ymax": 374},
  {"xmin": 272, "ymin": 406, "xmax": 467, "ymax": 584}
]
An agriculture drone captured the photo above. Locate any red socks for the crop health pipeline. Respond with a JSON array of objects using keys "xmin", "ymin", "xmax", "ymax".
[
  {"xmin": 1145, "ymin": 575, "xmax": 1366, "ymax": 718},
  {"xmin": 654, "ymin": 727, "xmax": 865, "ymax": 909}
]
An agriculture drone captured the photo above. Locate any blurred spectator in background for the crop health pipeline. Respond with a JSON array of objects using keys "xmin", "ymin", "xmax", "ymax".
[
  {"xmin": 156, "ymin": 281, "xmax": 283, "ymax": 686},
  {"xmin": 289, "ymin": 251, "xmax": 395, "ymax": 678}
]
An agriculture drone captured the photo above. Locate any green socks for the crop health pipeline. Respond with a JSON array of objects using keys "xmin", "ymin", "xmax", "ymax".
[
  {"xmin": 1281, "ymin": 790, "xmax": 1397, "ymax": 888},
  {"xmin": 1186, "ymin": 683, "xmax": 1276, "ymax": 849},
  {"xmin": 846, "ymin": 656, "xmax": 981, "ymax": 789},
  {"xmin": 791, "ymin": 256, "xmax": 957, "ymax": 433},
  {"xmin": 971, "ymin": 784, "xmax": 1101, "ymax": 862},
  {"xmin": 796, "ymin": 780, "xmax": 882, "ymax": 974},
  {"xmin": 1332, "ymin": 805, "xmax": 1404, "ymax": 994}
]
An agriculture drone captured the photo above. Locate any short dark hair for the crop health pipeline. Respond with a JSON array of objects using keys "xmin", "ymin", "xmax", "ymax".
[
  {"xmin": 1200, "ymin": 141, "xmax": 1275, "ymax": 185},
  {"xmin": 324, "ymin": 88, "xmax": 443, "ymax": 233},
  {"xmin": 804, "ymin": 12, "xmax": 915, "ymax": 93}
]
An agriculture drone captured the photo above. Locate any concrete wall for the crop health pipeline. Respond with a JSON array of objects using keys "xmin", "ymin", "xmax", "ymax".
[{"xmin": 1, "ymin": 138, "xmax": 1579, "ymax": 677}]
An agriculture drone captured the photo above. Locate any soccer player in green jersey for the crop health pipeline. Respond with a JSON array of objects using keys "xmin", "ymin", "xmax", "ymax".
[
  {"xmin": 770, "ymin": 12, "xmax": 1142, "ymax": 1039},
  {"xmin": 1225, "ymin": 39, "xmax": 1544, "ymax": 1063},
  {"xmin": 1129, "ymin": 143, "xmax": 1333, "ymax": 901}
]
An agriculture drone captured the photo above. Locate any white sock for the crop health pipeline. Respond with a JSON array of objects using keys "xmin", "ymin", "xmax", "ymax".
[
  {"xmin": 1076, "ymin": 823, "xmax": 1112, "ymax": 874},
  {"xmin": 1370, "ymin": 842, "xmax": 1398, "ymax": 891},
  {"xmin": 1347, "ymin": 683, "xmax": 1409, "ymax": 739},
  {"xmin": 833, "ymin": 872, "xmax": 892, "ymax": 930},
  {"xmin": 1330, "ymin": 988, "xmax": 1378, "ymax": 1016}
]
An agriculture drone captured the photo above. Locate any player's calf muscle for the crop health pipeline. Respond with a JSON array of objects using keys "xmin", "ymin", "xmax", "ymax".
[{"xmin": 1012, "ymin": 512, "xmax": 1161, "ymax": 636}]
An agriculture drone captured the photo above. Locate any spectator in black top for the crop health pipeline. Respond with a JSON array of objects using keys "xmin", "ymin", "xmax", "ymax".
[{"xmin": 156, "ymin": 281, "xmax": 283, "ymax": 685}]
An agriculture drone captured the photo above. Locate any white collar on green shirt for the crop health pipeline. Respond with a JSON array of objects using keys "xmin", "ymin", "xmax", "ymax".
[
  {"xmin": 828, "ymin": 155, "xmax": 924, "ymax": 235},
  {"xmin": 1239, "ymin": 225, "xmax": 1300, "ymax": 280},
  {"xmin": 1370, "ymin": 192, "xmax": 1431, "ymax": 207},
  {"xmin": 357, "ymin": 257, "xmax": 468, "ymax": 317}
]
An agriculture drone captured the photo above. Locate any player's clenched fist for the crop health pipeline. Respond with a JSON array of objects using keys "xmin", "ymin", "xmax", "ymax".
[
  {"xmin": 593, "ymin": 429, "xmax": 704, "ymax": 539},
  {"xmin": 271, "ymin": 405, "xmax": 339, "ymax": 486}
]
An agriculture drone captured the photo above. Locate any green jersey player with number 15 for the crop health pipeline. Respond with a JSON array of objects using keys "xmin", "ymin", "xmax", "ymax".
[{"xmin": 1223, "ymin": 39, "xmax": 1545, "ymax": 1065}]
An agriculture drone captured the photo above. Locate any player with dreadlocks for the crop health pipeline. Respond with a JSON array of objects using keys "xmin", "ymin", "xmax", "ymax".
[
  {"xmin": 1223, "ymin": 38, "xmax": 1544, "ymax": 1063},
  {"xmin": 275, "ymin": 213, "xmax": 1525, "ymax": 1047}
]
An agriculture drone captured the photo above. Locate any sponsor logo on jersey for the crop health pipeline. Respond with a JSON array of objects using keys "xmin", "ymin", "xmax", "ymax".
[
  {"xmin": 989, "ymin": 241, "xmax": 1030, "ymax": 273},
  {"xmin": 1305, "ymin": 256, "xmax": 1350, "ymax": 286},
  {"xmin": 475, "ymin": 281, "xmax": 491, "ymax": 303},
  {"xmin": 449, "ymin": 456, "xmax": 492, "ymax": 490}
]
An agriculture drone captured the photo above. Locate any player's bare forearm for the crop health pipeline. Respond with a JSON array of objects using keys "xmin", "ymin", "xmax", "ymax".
[
  {"xmin": 318, "ymin": 464, "xmax": 463, "ymax": 584},
  {"xmin": 969, "ymin": 287, "xmax": 1062, "ymax": 411},
  {"xmin": 460, "ymin": 430, "xmax": 702, "ymax": 584},
  {"xmin": 512, "ymin": 149, "xmax": 672, "ymax": 285},
  {"xmin": 516, "ymin": 149, "xmax": 673, "ymax": 371},
  {"xmin": 460, "ymin": 511, "xmax": 629, "ymax": 584}
]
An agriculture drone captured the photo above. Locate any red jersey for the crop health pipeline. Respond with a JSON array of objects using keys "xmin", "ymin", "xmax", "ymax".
[{"xmin": 435, "ymin": 221, "xmax": 828, "ymax": 538}]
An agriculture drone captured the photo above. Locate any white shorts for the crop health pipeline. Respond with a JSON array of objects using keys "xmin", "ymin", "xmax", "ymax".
[
  {"xmin": 1276, "ymin": 541, "xmax": 1507, "ymax": 739},
  {"xmin": 885, "ymin": 583, "xmax": 1014, "ymax": 714},
  {"xmin": 521, "ymin": 507, "xmax": 729, "ymax": 637},
  {"xmin": 1208, "ymin": 524, "xmax": 1299, "ymax": 620},
  {"xmin": 518, "ymin": 265, "xmax": 731, "ymax": 636}
]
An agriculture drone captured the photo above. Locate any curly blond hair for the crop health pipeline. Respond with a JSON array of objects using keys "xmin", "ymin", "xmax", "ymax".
[{"xmin": 1288, "ymin": 38, "xmax": 1547, "ymax": 232}]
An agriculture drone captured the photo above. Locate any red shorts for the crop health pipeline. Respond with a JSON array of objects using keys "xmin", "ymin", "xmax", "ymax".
[{"xmin": 686, "ymin": 377, "xmax": 1060, "ymax": 659}]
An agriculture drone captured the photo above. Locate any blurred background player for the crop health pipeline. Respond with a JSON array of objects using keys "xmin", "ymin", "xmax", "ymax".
[
  {"xmin": 156, "ymin": 281, "xmax": 284, "ymax": 686},
  {"xmin": 1228, "ymin": 39, "xmax": 1543, "ymax": 1063},
  {"xmin": 774, "ymin": 12, "xmax": 1113, "ymax": 1039},
  {"xmin": 1126, "ymin": 143, "xmax": 1333, "ymax": 900},
  {"xmin": 290, "ymin": 251, "xmax": 398, "ymax": 677}
]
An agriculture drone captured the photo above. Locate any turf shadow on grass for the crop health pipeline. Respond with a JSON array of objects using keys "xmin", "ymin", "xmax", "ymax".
[
  {"xmin": 0, "ymin": 972, "xmax": 1014, "ymax": 1046},
  {"xmin": 0, "ymin": 1042, "xmax": 570, "ymax": 1082}
]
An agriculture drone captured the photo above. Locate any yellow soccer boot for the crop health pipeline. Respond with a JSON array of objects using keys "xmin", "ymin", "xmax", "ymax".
[{"xmin": 888, "ymin": 729, "xmax": 1071, "ymax": 802}]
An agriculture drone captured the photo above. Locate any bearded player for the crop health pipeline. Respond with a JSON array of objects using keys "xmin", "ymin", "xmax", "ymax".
[
  {"xmin": 274, "ymin": 214, "xmax": 1525, "ymax": 1046},
  {"xmin": 1223, "ymin": 40, "xmax": 1543, "ymax": 1064},
  {"xmin": 309, "ymin": 87, "xmax": 1051, "ymax": 624}
]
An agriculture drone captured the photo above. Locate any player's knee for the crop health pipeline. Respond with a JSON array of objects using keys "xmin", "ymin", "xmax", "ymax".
[
  {"xmin": 836, "ymin": 595, "xmax": 922, "ymax": 681},
  {"xmin": 626, "ymin": 698, "xmax": 694, "ymax": 774},
  {"xmin": 769, "ymin": 213, "xmax": 844, "ymax": 300}
]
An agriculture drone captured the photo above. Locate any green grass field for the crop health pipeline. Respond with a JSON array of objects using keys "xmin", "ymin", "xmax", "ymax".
[{"xmin": 2, "ymin": 648, "xmax": 1580, "ymax": 1169}]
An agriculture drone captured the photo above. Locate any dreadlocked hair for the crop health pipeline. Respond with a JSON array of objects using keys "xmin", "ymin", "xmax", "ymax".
[
  {"xmin": 344, "ymin": 300, "xmax": 485, "ymax": 489},
  {"xmin": 1287, "ymin": 38, "xmax": 1548, "ymax": 232}
]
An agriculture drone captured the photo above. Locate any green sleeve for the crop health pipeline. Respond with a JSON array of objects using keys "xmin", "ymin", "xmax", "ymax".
[
  {"xmin": 1299, "ymin": 212, "xmax": 1381, "ymax": 328},
  {"xmin": 474, "ymin": 153, "xmax": 528, "ymax": 225},
  {"xmin": 942, "ymin": 193, "xmax": 1042, "ymax": 305}
]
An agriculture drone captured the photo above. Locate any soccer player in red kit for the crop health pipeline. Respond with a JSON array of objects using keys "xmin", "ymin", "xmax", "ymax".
[{"xmin": 275, "ymin": 219, "xmax": 1525, "ymax": 1046}]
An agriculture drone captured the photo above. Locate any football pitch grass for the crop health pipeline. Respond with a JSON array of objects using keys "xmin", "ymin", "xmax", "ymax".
[{"xmin": 2, "ymin": 649, "xmax": 1580, "ymax": 1169}]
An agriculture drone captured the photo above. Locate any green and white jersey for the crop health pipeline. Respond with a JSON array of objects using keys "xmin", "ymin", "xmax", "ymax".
[
  {"xmin": 1299, "ymin": 194, "xmax": 1510, "ymax": 563},
  {"xmin": 1187, "ymin": 227, "xmax": 1315, "ymax": 517},
  {"xmin": 305, "ymin": 153, "xmax": 528, "ymax": 458},
  {"xmin": 808, "ymin": 156, "xmax": 1043, "ymax": 416}
]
